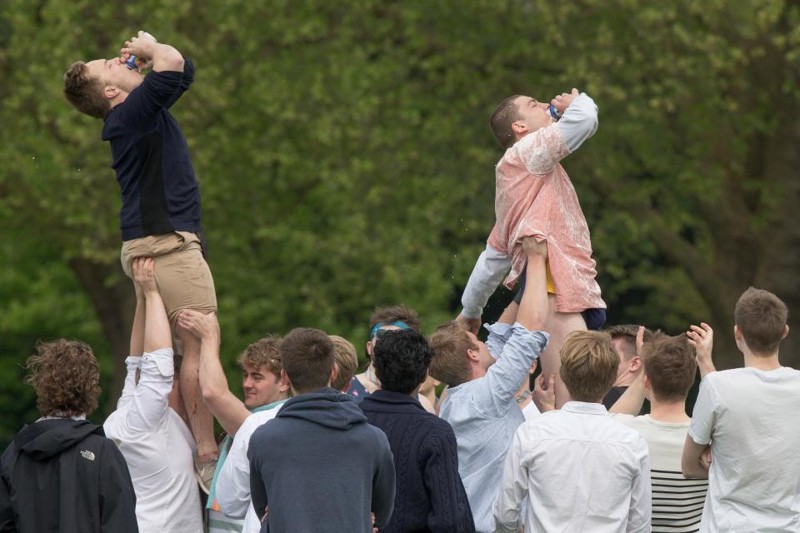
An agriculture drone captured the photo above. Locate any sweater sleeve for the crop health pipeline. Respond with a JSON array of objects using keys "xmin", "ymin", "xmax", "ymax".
[{"xmin": 423, "ymin": 425, "xmax": 476, "ymax": 532}]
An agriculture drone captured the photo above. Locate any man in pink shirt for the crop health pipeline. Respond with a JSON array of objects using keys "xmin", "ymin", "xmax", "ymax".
[{"xmin": 457, "ymin": 88, "xmax": 605, "ymax": 407}]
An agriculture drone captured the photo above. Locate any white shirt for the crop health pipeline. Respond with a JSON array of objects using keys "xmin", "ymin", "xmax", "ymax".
[
  {"xmin": 104, "ymin": 351, "xmax": 203, "ymax": 533},
  {"xmin": 495, "ymin": 401, "xmax": 651, "ymax": 533},
  {"xmin": 618, "ymin": 414, "xmax": 707, "ymax": 532},
  {"xmin": 688, "ymin": 367, "xmax": 800, "ymax": 532},
  {"xmin": 216, "ymin": 404, "xmax": 284, "ymax": 533}
]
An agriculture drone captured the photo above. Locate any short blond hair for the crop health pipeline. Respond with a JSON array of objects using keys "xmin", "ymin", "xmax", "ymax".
[
  {"xmin": 428, "ymin": 321, "xmax": 473, "ymax": 387},
  {"xmin": 559, "ymin": 331, "xmax": 617, "ymax": 402},
  {"xmin": 329, "ymin": 335, "xmax": 358, "ymax": 391}
]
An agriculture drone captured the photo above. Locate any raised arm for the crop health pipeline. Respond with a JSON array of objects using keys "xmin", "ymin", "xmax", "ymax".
[
  {"xmin": 177, "ymin": 310, "xmax": 250, "ymax": 436},
  {"xmin": 687, "ymin": 323, "xmax": 716, "ymax": 378},
  {"xmin": 554, "ymin": 90, "xmax": 599, "ymax": 152},
  {"xmin": 122, "ymin": 31, "xmax": 184, "ymax": 73},
  {"xmin": 515, "ymin": 237, "xmax": 548, "ymax": 331},
  {"xmin": 458, "ymin": 243, "xmax": 511, "ymax": 334},
  {"xmin": 117, "ymin": 283, "xmax": 146, "ymax": 411},
  {"xmin": 481, "ymin": 237, "xmax": 550, "ymax": 413},
  {"xmin": 125, "ymin": 257, "xmax": 173, "ymax": 430}
]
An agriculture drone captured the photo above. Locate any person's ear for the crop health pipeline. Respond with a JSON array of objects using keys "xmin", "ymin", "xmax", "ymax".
[
  {"xmin": 511, "ymin": 120, "xmax": 529, "ymax": 136},
  {"xmin": 329, "ymin": 363, "xmax": 339, "ymax": 387},
  {"xmin": 280, "ymin": 369, "xmax": 291, "ymax": 388},
  {"xmin": 782, "ymin": 324, "xmax": 790, "ymax": 339},
  {"xmin": 467, "ymin": 347, "xmax": 480, "ymax": 363},
  {"xmin": 365, "ymin": 340, "xmax": 375, "ymax": 359},
  {"xmin": 104, "ymin": 85, "xmax": 120, "ymax": 100},
  {"xmin": 629, "ymin": 356, "xmax": 641, "ymax": 373},
  {"xmin": 733, "ymin": 325, "xmax": 742, "ymax": 341}
]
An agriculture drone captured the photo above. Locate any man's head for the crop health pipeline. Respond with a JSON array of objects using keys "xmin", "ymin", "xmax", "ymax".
[
  {"xmin": 559, "ymin": 331, "xmax": 618, "ymax": 403},
  {"xmin": 63, "ymin": 57, "xmax": 144, "ymax": 119},
  {"xmin": 734, "ymin": 287, "xmax": 789, "ymax": 356},
  {"xmin": 428, "ymin": 320, "xmax": 494, "ymax": 387},
  {"xmin": 605, "ymin": 325, "xmax": 654, "ymax": 387},
  {"xmin": 25, "ymin": 339, "xmax": 101, "ymax": 417},
  {"xmin": 329, "ymin": 335, "xmax": 359, "ymax": 392},
  {"xmin": 279, "ymin": 328, "xmax": 335, "ymax": 395},
  {"xmin": 490, "ymin": 94, "xmax": 554, "ymax": 149},
  {"xmin": 641, "ymin": 333, "xmax": 696, "ymax": 404},
  {"xmin": 373, "ymin": 330, "xmax": 433, "ymax": 395},
  {"xmin": 365, "ymin": 304, "xmax": 421, "ymax": 360},
  {"xmin": 237, "ymin": 336, "xmax": 289, "ymax": 408}
]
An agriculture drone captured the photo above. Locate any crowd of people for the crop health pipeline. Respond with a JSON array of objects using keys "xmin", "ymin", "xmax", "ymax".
[{"xmin": 1, "ymin": 30, "xmax": 799, "ymax": 533}]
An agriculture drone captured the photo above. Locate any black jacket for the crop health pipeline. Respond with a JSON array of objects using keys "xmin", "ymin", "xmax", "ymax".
[{"xmin": 0, "ymin": 418, "xmax": 138, "ymax": 533}]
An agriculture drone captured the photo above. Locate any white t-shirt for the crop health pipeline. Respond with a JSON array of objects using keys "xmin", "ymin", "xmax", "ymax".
[
  {"xmin": 495, "ymin": 401, "xmax": 651, "ymax": 533},
  {"xmin": 618, "ymin": 414, "xmax": 707, "ymax": 532},
  {"xmin": 216, "ymin": 404, "xmax": 284, "ymax": 533},
  {"xmin": 689, "ymin": 366, "xmax": 800, "ymax": 532},
  {"xmin": 104, "ymin": 351, "xmax": 203, "ymax": 533}
]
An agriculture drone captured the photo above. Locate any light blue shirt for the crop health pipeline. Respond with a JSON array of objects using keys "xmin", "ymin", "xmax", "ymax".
[{"xmin": 439, "ymin": 322, "xmax": 549, "ymax": 532}]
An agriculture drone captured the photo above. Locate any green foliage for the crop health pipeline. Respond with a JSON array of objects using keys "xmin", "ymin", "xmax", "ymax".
[{"xmin": 1, "ymin": 0, "xmax": 799, "ymax": 441}]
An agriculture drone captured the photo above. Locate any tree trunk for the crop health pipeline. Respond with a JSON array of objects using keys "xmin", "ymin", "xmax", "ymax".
[{"xmin": 68, "ymin": 257, "xmax": 135, "ymax": 416}]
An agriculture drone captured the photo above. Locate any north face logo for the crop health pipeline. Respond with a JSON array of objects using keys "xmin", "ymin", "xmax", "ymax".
[{"xmin": 79, "ymin": 449, "xmax": 96, "ymax": 461}]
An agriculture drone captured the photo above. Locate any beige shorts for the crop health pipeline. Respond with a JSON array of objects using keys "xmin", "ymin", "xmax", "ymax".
[{"xmin": 121, "ymin": 231, "xmax": 217, "ymax": 322}]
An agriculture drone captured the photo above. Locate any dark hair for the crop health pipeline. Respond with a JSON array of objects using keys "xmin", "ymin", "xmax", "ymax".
[
  {"xmin": 63, "ymin": 61, "xmax": 109, "ymax": 119},
  {"xmin": 604, "ymin": 324, "xmax": 655, "ymax": 361},
  {"xmin": 490, "ymin": 94, "xmax": 523, "ymax": 149},
  {"xmin": 368, "ymin": 305, "xmax": 422, "ymax": 335},
  {"xmin": 25, "ymin": 339, "xmax": 101, "ymax": 417},
  {"xmin": 642, "ymin": 334, "xmax": 696, "ymax": 402},
  {"xmin": 373, "ymin": 330, "xmax": 432, "ymax": 394},
  {"xmin": 279, "ymin": 328, "xmax": 334, "ymax": 394},
  {"xmin": 735, "ymin": 287, "xmax": 788, "ymax": 355}
]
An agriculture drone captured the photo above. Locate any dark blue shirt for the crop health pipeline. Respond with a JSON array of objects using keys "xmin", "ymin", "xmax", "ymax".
[
  {"xmin": 360, "ymin": 390, "xmax": 475, "ymax": 533},
  {"xmin": 102, "ymin": 59, "xmax": 202, "ymax": 241}
]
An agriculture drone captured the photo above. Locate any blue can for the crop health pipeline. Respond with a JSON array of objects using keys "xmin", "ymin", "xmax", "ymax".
[
  {"xmin": 124, "ymin": 55, "xmax": 141, "ymax": 70},
  {"xmin": 548, "ymin": 104, "xmax": 562, "ymax": 121}
]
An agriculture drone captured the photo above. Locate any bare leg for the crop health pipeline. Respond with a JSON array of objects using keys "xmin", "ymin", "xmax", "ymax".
[
  {"xmin": 538, "ymin": 294, "xmax": 587, "ymax": 409},
  {"xmin": 178, "ymin": 327, "xmax": 218, "ymax": 457}
]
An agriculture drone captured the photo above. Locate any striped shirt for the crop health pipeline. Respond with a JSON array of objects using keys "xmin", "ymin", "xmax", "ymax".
[{"xmin": 619, "ymin": 415, "xmax": 707, "ymax": 532}]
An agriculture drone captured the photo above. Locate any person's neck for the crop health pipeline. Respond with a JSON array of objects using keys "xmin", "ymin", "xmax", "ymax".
[
  {"xmin": 649, "ymin": 400, "xmax": 689, "ymax": 423},
  {"xmin": 743, "ymin": 351, "xmax": 781, "ymax": 371}
]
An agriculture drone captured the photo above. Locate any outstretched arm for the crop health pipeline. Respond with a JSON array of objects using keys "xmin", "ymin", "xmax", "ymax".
[
  {"xmin": 480, "ymin": 237, "xmax": 550, "ymax": 413},
  {"xmin": 177, "ymin": 310, "xmax": 250, "ymax": 436},
  {"xmin": 125, "ymin": 257, "xmax": 172, "ymax": 430},
  {"xmin": 516, "ymin": 237, "xmax": 548, "ymax": 331},
  {"xmin": 458, "ymin": 243, "xmax": 511, "ymax": 334}
]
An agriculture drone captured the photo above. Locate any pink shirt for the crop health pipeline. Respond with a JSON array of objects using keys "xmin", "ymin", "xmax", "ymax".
[{"xmin": 486, "ymin": 123, "xmax": 604, "ymax": 313}]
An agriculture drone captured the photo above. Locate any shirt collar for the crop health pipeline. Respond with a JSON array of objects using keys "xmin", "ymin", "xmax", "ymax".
[{"xmin": 561, "ymin": 401, "xmax": 609, "ymax": 415}]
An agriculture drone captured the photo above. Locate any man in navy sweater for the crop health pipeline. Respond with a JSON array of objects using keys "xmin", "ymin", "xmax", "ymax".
[
  {"xmin": 361, "ymin": 329, "xmax": 475, "ymax": 532},
  {"xmin": 63, "ymin": 30, "xmax": 219, "ymax": 489}
]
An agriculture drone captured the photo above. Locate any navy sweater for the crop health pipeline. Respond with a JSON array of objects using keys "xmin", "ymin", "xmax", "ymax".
[
  {"xmin": 102, "ymin": 59, "xmax": 202, "ymax": 241},
  {"xmin": 360, "ymin": 390, "xmax": 475, "ymax": 533}
]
